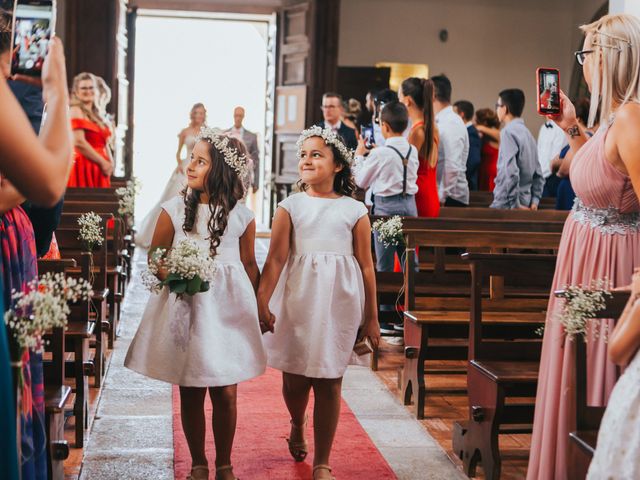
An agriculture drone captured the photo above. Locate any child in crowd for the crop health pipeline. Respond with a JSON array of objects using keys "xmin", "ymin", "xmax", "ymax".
[
  {"xmin": 125, "ymin": 128, "xmax": 266, "ymax": 480},
  {"xmin": 258, "ymin": 126, "xmax": 380, "ymax": 480},
  {"xmin": 588, "ymin": 268, "xmax": 640, "ymax": 478}
]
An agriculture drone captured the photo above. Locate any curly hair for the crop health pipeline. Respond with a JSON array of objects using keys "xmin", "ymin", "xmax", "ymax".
[
  {"xmin": 0, "ymin": 8, "xmax": 11, "ymax": 55},
  {"xmin": 182, "ymin": 136, "xmax": 247, "ymax": 257},
  {"xmin": 296, "ymin": 138, "xmax": 356, "ymax": 197}
]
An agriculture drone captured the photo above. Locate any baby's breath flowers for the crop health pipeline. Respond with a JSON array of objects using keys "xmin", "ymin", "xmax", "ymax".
[
  {"xmin": 372, "ymin": 215, "xmax": 404, "ymax": 247},
  {"xmin": 115, "ymin": 177, "xmax": 141, "ymax": 219},
  {"xmin": 196, "ymin": 127, "xmax": 251, "ymax": 180},
  {"xmin": 143, "ymin": 239, "xmax": 216, "ymax": 297},
  {"xmin": 296, "ymin": 125, "xmax": 354, "ymax": 164},
  {"xmin": 77, "ymin": 212, "xmax": 103, "ymax": 251}
]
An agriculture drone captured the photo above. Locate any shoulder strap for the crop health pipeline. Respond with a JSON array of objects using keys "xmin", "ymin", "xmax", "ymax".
[{"xmin": 386, "ymin": 145, "xmax": 413, "ymax": 196}]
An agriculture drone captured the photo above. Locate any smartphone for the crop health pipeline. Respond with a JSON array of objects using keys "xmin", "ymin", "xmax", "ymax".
[
  {"xmin": 360, "ymin": 125, "xmax": 374, "ymax": 149},
  {"xmin": 10, "ymin": 0, "xmax": 56, "ymax": 77},
  {"xmin": 536, "ymin": 67, "xmax": 560, "ymax": 115}
]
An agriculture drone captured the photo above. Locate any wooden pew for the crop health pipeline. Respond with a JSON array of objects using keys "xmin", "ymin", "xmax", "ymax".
[
  {"xmin": 566, "ymin": 290, "xmax": 629, "ymax": 480},
  {"xmin": 468, "ymin": 191, "xmax": 557, "ymax": 209},
  {"xmin": 450, "ymin": 253, "xmax": 557, "ymax": 480},
  {"xmin": 39, "ymin": 259, "xmax": 75, "ymax": 479},
  {"xmin": 438, "ymin": 206, "xmax": 568, "ymax": 222}
]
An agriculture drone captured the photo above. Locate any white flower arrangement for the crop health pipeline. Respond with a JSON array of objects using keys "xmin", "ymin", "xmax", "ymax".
[
  {"xmin": 77, "ymin": 211, "xmax": 104, "ymax": 251},
  {"xmin": 115, "ymin": 177, "xmax": 141, "ymax": 218},
  {"xmin": 4, "ymin": 272, "xmax": 93, "ymax": 354},
  {"xmin": 196, "ymin": 127, "xmax": 251, "ymax": 180},
  {"xmin": 296, "ymin": 125, "xmax": 354, "ymax": 164},
  {"xmin": 553, "ymin": 279, "xmax": 612, "ymax": 341},
  {"xmin": 372, "ymin": 215, "xmax": 404, "ymax": 247},
  {"xmin": 143, "ymin": 239, "xmax": 217, "ymax": 297}
]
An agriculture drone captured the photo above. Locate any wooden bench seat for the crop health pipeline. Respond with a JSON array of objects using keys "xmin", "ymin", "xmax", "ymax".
[{"xmin": 471, "ymin": 360, "xmax": 539, "ymax": 384}]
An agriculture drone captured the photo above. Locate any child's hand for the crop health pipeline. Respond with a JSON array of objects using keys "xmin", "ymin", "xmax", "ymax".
[
  {"xmin": 355, "ymin": 138, "xmax": 370, "ymax": 157},
  {"xmin": 258, "ymin": 304, "xmax": 275, "ymax": 334},
  {"xmin": 359, "ymin": 319, "xmax": 380, "ymax": 350}
]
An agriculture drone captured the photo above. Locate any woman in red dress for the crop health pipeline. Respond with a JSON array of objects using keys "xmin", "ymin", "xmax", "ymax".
[
  {"xmin": 475, "ymin": 108, "xmax": 500, "ymax": 192},
  {"xmin": 67, "ymin": 72, "xmax": 113, "ymax": 188},
  {"xmin": 399, "ymin": 77, "xmax": 440, "ymax": 217}
]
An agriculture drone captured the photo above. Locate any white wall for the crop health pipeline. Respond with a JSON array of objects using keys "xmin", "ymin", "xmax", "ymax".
[{"xmin": 339, "ymin": 0, "xmax": 605, "ymax": 131}]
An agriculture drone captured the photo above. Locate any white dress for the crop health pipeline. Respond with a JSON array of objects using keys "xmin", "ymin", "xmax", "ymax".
[
  {"xmin": 125, "ymin": 196, "xmax": 267, "ymax": 387},
  {"xmin": 587, "ymin": 349, "xmax": 640, "ymax": 479},
  {"xmin": 136, "ymin": 134, "xmax": 197, "ymax": 248},
  {"xmin": 263, "ymin": 192, "xmax": 368, "ymax": 378}
]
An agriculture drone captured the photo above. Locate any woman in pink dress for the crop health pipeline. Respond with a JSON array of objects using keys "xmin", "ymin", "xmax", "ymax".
[{"xmin": 528, "ymin": 14, "xmax": 640, "ymax": 480}]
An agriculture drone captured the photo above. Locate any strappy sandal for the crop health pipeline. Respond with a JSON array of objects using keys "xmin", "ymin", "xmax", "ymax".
[
  {"xmin": 287, "ymin": 416, "xmax": 309, "ymax": 462},
  {"xmin": 187, "ymin": 465, "xmax": 209, "ymax": 480},
  {"xmin": 215, "ymin": 464, "xmax": 239, "ymax": 480},
  {"xmin": 313, "ymin": 464, "xmax": 335, "ymax": 480}
]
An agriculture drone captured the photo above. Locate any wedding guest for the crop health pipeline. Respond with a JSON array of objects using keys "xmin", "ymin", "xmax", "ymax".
[
  {"xmin": 125, "ymin": 130, "xmax": 266, "ymax": 480},
  {"xmin": 317, "ymin": 92, "xmax": 357, "ymax": 150},
  {"xmin": 475, "ymin": 108, "xmax": 500, "ymax": 191},
  {"xmin": 432, "ymin": 75, "xmax": 469, "ymax": 206},
  {"xmin": 399, "ymin": 77, "xmax": 440, "ymax": 217},
  {"xmin": 225, "ymin": 106, "xmax": 260, "ymax": 192},
  {"xmin": 453, "ymin": 100, "xmax": 482, "ymax": 191},
  {"xmin": 490, "ymin": 89, "xmax": 544, "ymax": 209},
  {"xmin": 259, "ymin": 126, "xmax": 379, "ymax": 480},
  {"xmin": 67, "ymin": 72, "xmax": 114, "ymax": 188},
  {"xmin": 537, "ymin": 119, "xmax": 567, "ymax": 198},
  {"xmin": 528, "ymin": 13, "xmax": 640, "ymax": 480},
  {"xmin": 372, "ymin": 88, "xmax": 398, "ymax": 147}
]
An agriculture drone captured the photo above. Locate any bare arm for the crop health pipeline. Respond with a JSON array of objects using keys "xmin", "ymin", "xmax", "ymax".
[
  {"xmin": 476, "ymin": 125, "xmax": 501, "ymax": 143},
  {"xmin": 0, "ymin": 38, "xmax": 72, "ymax": 206},
  {"xmin": 610, "ymin": 104, "xmax": 640, "ymax": 200},
  {"xmin": 608, "ymin": 280, "xmax": 640, "ymax": 366},
  {"xmin": 239, "ymin": 219, "xmax": 260, "ymax": 292},
  {"xmin": 148, "ymin": 210, "xmax": 175, "ymax": 281},
  {"xmin": 256, "ymin": 207, "xmax": 292, "ymax": 331},
  {"xmin": 352, "ymin": 215, "xmax": 380, "ymax": 349},
  {"xmin": 550, "ymin": 91, "xmax": 588, "ymax": 154},
  {"xmin": 0, "ymin": 178, "xmax": 26, "ymax": 214},
  {"xmin": 176, "ymin": 131, "xmax": 186, "ymax": 166}
]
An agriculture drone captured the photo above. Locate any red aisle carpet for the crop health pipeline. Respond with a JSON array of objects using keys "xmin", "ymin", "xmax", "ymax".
[{"xmin": 173, "ymin": 368, "xmax": 397, "ymax": 479}]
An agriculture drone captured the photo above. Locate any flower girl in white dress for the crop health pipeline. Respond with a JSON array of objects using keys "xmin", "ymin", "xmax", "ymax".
[
  {"xmin": 588, "ymin": 268, "xmax": 640, "ymax": 479},
  {"xmin": 125, "ymin": 128, "xmax": 266, "ymax": 480},
  {"xmin": 257, "ymin": 126, "xmax": 380, "ymax": 480}
]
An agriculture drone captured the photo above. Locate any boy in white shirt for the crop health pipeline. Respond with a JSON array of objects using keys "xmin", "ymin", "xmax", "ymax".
[{"xmin": 354, "ymin": 101, "xmax": 419, "ymax": 272}]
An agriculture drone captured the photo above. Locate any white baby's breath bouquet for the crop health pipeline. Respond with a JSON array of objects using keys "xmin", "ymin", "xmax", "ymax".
[
  {"xmin": 143, "ymin": 238, "xmax": 216, "ymax": 297},
  {"xmin": 77, "ymin": 211, "xmax": 103, "ymax": 251},
  {"xmin": 4, "ymin": 273, "xmax": 93, "ymax": 356},
  {"xmin": 372, "ymin": 215, "xmax": 404, "ymax": 247},
  {"xmin": 115, "ymin": 177, "xmax": 141, "ymax": 218},
  {"xmin": 555, "ymin": 279, "xmax": 612, "ymax": 341}
]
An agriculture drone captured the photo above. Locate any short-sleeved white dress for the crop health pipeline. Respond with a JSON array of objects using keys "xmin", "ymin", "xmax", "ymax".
[
  {"xmin": 263, "ymin": 192, "xmax": 369, "ymax": 379},
  {"xmin": 125, "ymin": 196, "xmax": 267, "ymax": 387}
]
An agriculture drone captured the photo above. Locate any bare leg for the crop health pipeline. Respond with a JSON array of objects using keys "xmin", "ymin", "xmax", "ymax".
[
  {"xmin": 179, "ymin": 386, "xmax": 208, "ymax": 468},
  {"xmin": 282, "ymin": 372, "xmax": 313, "ymax": 455},
  {"xmin": 209, "ymin": 385, "xmax": 238, "ymax": 476},
  {"xmin": 311, "ymin": 377, "xmax": 343, "ymax": 473}
]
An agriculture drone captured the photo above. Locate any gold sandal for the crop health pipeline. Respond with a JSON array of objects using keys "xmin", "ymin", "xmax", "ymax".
[
  {"xmin": 313, "ymin": 464, "xmax": 335, "ymax": 480},
  {"xmin": 187, "ymin": 465, "xmax": 209, "ymax": 480},
  {"xmin": 287, "ymin": 416, "xmax": 309, "ymax": 462},
  {"xmin": 215, "ymin": 464, "xmax": 239, "ymax": 480}
]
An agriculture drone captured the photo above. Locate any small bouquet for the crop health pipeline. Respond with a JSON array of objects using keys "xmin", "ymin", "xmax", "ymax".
[
  {"xmin": 115, "ymin": 177, "xmax": 141, "ymax": 219},
  {"xmin": 554, "ymin": 279, "xmax": 612, "ymax": 341},
  {"xmin": 77, "ymin": 211, "xmax": 104, "ymax": 251},
  {"xmin": 4, "ymin": 272, "xmax": 93, "ymax": 355},
  {"xmin": 142, "ymin": 239, "xmax": 216, "ymax": 297},
  {"xmin": 372, "ymin": 215, "xmax": 404, "ymax": 247}
]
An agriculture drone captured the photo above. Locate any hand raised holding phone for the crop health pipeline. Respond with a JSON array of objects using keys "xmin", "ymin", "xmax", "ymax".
[{"xmin": 40, "ymin": 36, "xmax": 67, "ymax": 103}]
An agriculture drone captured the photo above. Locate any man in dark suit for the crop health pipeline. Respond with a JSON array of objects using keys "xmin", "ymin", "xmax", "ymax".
[
  {"xmin": 317, "ymin": 92, "xmax": 357, "ymax": 150},
  {"xmin": 454, "ymin": 100, "xmax": 482, "ymax": 191},
  {"xmin": 225, "ymin": 106, "xmax": 260, "ymax": 192}
]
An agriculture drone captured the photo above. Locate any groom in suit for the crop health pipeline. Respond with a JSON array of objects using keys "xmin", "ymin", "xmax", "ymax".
[
  {"xmin": 317, "ymin": 92, "xmax": 358, "ymax": 150},
  {"xmin": 226, "ymin": 106, "xmax": 261, "ymax": 192}
]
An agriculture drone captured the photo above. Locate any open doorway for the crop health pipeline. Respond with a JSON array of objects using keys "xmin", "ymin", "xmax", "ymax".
[{"xmin": 132, "ymin": 9, "xmax": 275, "ymax": 227}]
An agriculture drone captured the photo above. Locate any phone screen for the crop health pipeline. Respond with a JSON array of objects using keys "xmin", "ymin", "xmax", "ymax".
[
  {"xmin": 361, "ymin": 125, "xmax": 374, "ymax": 148},
  {"xmin": 11, "ymin": 0, "xmax": 55, "ymax": 77},
  {"xmin": 538, "ymin": 68, "xmax": 560, "ymax": 114}
]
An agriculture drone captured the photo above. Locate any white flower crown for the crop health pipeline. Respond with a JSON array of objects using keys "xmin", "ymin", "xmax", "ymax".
[
  {"xmin": 196, "ymin": 126, "xmax": 250, "ymax": 179},
  {"xmin": 296, "ymin": 125, "xmax": 354, "ymax": 164}
]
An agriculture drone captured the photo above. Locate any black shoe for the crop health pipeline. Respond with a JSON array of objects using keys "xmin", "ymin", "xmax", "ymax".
[{"xmin": 380, "ymin": 322, "xmax": 396, "ymax": 336}]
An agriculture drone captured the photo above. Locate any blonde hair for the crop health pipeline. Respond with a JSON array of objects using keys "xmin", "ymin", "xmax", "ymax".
[
  {"xmin": 94, "ymin": 76, "xmax": 111, "ymax": 116},
  {"xmin": 580, "ymin": 14, "xmax": 640, "ymax": 127},
  {"xmin": 71, "ymin": 72, "xmax": 107, "ymax": 127},
  {"xmin": 189, "ymin": 102, "xmax": 207, "ymax": 124}
]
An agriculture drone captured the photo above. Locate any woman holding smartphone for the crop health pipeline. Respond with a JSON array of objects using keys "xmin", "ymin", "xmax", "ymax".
[{"xmin": 528, "ymin": 13, "xmax": 640, "ymax": 480}]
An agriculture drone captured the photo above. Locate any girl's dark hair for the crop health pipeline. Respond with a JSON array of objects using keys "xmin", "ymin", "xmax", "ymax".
[
  {"xmin": 0, "ymin": 9, "xmax": 11, "ymax": 55},
  {"xmin": 296, "ymin": 137, "xmax": 356, "ymax": 197},
  {"xmin": 401, "ymin": 77, "xmax": 437, "ymax": 167},
  {"xmin": 475, "ymin": 108, "xmax": 500, "ymax": 129},
  {"xmin": 182, "ymin": 136, "xmax": 247, "ymax": 257}
]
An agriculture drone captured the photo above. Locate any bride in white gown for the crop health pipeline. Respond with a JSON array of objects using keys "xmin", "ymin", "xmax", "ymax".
[{"xmin": 136, "ymin": 103, "xmax": 207, "ymax": 248}]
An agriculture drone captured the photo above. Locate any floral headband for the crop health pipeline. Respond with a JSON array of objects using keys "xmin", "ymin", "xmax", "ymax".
[
  {"xmin": 196, "ymin": 126, "xmax": 250, "ymax": 179},
  {"xmin": 296, "ymin": 126, "xmax": 354, "ymax": 165}
]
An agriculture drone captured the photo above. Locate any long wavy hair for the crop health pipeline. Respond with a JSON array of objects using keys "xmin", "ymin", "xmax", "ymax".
[
  {"xmin": 182, "ymin": 136, "xmax": 246, "ymax": 257},
  {"xmin": 70, "ymin": 72, "xmax": 107, "ymax": 127},
  {"xmin": 296, "ymin": 136, "xmax": 356, "ymax": 197},
  {"xmin": 401, "ymin": 77, "xmax": 438, "ymax": 168}
]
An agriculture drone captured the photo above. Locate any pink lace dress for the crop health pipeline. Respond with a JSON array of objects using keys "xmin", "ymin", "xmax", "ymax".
[{"xmin": 527, "ymin": 119, "xmax": 640, "ymax": 480}]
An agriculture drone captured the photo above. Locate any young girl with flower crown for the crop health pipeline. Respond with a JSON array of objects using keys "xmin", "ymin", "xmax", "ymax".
[
  {"xmin": 125, "ymin": 128, "xmax": 266, "ymax": 480},
  {"xmin": 258, "ymin": 126, "xmax": 380, "ymax": 480}
]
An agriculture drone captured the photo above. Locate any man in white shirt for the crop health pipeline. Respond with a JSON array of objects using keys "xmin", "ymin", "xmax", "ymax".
[
  {"xmin": 537, "ymin": 120, "xmax": 567, "ymax": 197},
  {"xmin": 432, "ymin": 75, "xmax": 470, "ymax": 206},
  {"xmin": 354, "ymin": 101, "xmax": 418, "ymax": 272}
]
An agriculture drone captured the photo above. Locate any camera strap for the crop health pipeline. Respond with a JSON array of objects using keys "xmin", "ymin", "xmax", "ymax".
[{"xmin": 386, "ymin": 145, "xmax": 412, "ymax": 197}]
